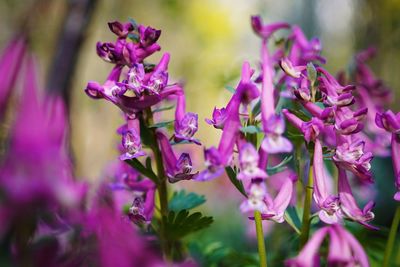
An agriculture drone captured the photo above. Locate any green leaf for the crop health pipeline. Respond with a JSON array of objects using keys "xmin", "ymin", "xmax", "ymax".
[
  {"xmin": 128, "ymin": 18, "xmax": 138, "ymax": 29},
  {"xmin": 251, "ymin": 100, "xmax": 261, "ymax": 117},
  {"xmin": 240, "ymin": 125, "xmax": 262, "ymax": 134},
  {"xmin": 307, "ymin": 62, "xmax": 317, "ymax": 84},
  {"xmin": 125, "ymin": 158, "xmax": 158, "ymax": 183},
  {"xmin": 128, "ymin": 33, "xmax": 139, "ymax": 42},
  {"xmin": 152, "ymin": 105, "xmax": 175, "ymax": 113},
  {"xmin": 267, "ymin": 155, "xmax": 293, "ymax": 175},
  {"xmin": 225, "ymin": 85, "xmax": 236, "ymax": 94},
  {"xmin": 148, "ymin": 120, "xmax": 175, "ymax": 129},
  {"xmin": 225, "ymin": 167, "xmax": 247, "ymax": 197},
  {"xmin": 139, "ymin": 117, "xmax": 155, "ymax": 147},
  {"xmin": 164, "ymin": 210, "xmax": 213, "ymax": 240},
  {"xmin": 169, "ymin": 190, "xmax": 206, "ymax": 212},
  {"xmin": 288, "ymin": 108, "xmax": 311, "ymax": 122},
  {"xmin": 285, "ymin": 206, "xmax": 302, "ymax": 234}
]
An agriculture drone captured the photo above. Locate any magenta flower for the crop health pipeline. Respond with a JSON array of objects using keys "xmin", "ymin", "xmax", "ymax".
[
  {"xmin": 197, "ymin": 61, "xmax": 258, "ymax": 181},
  {"xmin": 240, "ymin": 182, "xmax": 268, "ymax": 214},
  {"xmin": 313, "ymin": 139, "xmax": 341, "ymax": 224},
  {"xmin": 157, "ymin": 131, "xmax": 198, "ymax": 183},
  {"xmin": 0, "ymin": 56, "xmax": 86, "ymax": 240},
  {"xmin": 333, "ymin": 137, "xmax": 373, "ymax": 183},
  {"xmin": 261, "ymin": 114, "xmax": 293, "ymax": 153},
  {"xmin": 237, "ymin": 143, "xmax": 268, "ymax": 181},
  {"xmin": 205, "ymin": 107, "xmax": 227, "ymax": 129},
  {"xmin": 262, "ymin": 178, "xmax": 293, "ymax": 223},
  {"xmin": 286, "ymin": 225, "xmax": 370, "ymax": 267},
  {"xmin": 286, "ymin": 227, "xmax": 330, "ymax": 267},
  {"xmin": 337, "ymin": 167, "xmax": 378, "ymax": 230},
  {"xmin": 128, "ymin": 188, "xmax": 156, "ymax": 224},
  {"xmin": 108, "ymin": 21, "xmax": 134, "ymax": 38},
  {"xmin": 174, "ymin": 93, "xmax": 200, "ymax": 145},
  {"xmin": 119, "ymin": 118, "xmax": 146, "ymax": 161},
  {"xmin": 138, "ymin": 25, "xmax": 161, "ymax": 48},
  {"xmin": 282, "ymin": 109, "xmax": 325, "ymax": 143},
  {"xmin": 251, "ymin": 16, "xmax": 289, "ymax": 40},
  {"xmin": 376, "ymin": 110, "xmax": 400, "ymax": 200},
  {"xmin": 279, "ymin": 58, "xmax": 306, "ymax": 79}
]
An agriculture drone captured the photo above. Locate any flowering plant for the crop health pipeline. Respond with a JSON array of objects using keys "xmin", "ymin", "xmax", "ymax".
[{"xmin": 0, "ymin": 11, "xmax": 399, "ymax": 267}]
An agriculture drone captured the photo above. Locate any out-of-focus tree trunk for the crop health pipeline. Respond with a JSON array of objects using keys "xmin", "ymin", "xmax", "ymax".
[{"xmin": 46, "ymin": 0, "xmax": 98, "ymax": 109}]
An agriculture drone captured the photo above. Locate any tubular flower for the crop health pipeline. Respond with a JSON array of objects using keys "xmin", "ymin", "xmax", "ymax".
[
  {"xmin": 205, "ymin": 107, "xmax": 227, "ymax": 129},
  {"xmin": 376, "ymin": 110, "xmax": 400, "ymax": 200},
  {"xmin": 337, "ymin": 167, "xmax": 378, "ymax": 230},
  {"xmin": 286, "ymin": 225, "xmax": 370, "ymax": 267},
  {"xmin": 313, "ymin": 139, "xmax": 341, "ymax": 224},
  {"xmin": 156, "ymin": 131, "xmax": 198, "ymax": 183},
  {"xmin": 333, "ymin": 138, "xmax": 373, "ymax": 183},
  {"xmin": 174, "ymin": 93, "xmax": 200, "ymax": 145},
  {"xmin": 237, "ymin": 143, "xmax": 268, "ymax": 181},
  {"xmin": 251, "ymin": 16, "xmax": 289, "ymax": 40},
  {"xmin": 197, "ymin": 61, "xmax": 258, "ymax": 181},
  {"xmin": 119, "ymin": 120, "xmax": 146, "ymax": 160}
]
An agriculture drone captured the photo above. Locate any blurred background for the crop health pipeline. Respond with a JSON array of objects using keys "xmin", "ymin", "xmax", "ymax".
[{"xmin": 1, "ymin": 0, "xmax": 400, "ymax": 265}]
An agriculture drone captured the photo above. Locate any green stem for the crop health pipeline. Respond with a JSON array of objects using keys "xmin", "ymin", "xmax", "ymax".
[
  {"xmin": 254, "ymin": 210, "xmax": 267, "ymax": 267},
  {"xmin": 299, "ymin": 164, "xmax": 313, "ymax": 248},
  {"xmin": 294, "ymin": 144, "xmax": 304, "ymax": 209},
  {"xmin": 145, "ymin": 108, "xmax": 171, "ymax": 260},
  {"xmin": 383, "ymin": 205, "xmax": 400, "ymax": 267}
]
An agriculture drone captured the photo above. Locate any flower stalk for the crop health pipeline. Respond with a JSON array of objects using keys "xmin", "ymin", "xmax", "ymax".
[
  {"xmin": 254, "ymin": 210, "xmax": 268, "ymax": 267},
  {"xmin": 383, "ymin": 205, "xmax": 400, "ymax": 267},
  {"xmin": 299, "ymin": 163, "xmax": 314, "ymax": 248}
]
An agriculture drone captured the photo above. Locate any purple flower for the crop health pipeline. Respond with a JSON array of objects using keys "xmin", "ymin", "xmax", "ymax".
[
  {"xmin": 205, "ymin": 107, "xmax": 227, "ymax": 129},
  {"xmin": 286, "ymin": 225, "xmax": 370, "ymax": 267},
  {"xmin": 128, "ymin": 188, "xmax": 156, "ymax": 224},
  {"xmin": 375, "ymin": 110, "xmax": 400, "ymax": 133},
  {"xmin": 262, "ymin": 178, "xmax": 293, "ymax": 223},
  {"xmin": 376, "ymin": 110, "xmax": 400, "ymax": 200},
  {"xmin": 251, "ymin": 16, "xmax": 289, "ymax": 40},
  {"xmin": 174, "ymin": 93, "xmax": 200, "ymax": 145},
  {"xmin": 138, "ymin": 25, "xmax": 161, "ymax": 48},
  {"xmin": 119, "ymin": 118, "xmax": 146, "ymax": 161},
  {"xmin": 279, "ymin": 58, "xmax": 306, "ymax": 78},
  {"xmin": 237, "ymin": 143, "xmax": 268, "ymax": 181},
  {"xmin": 283, "ymin": 109, "xmax": 325, "ymax": 142},
  {"xmin": 261, "ymin": 114, "xmax": 293, "ymax": 153},
  {"xmin": 108, "ymin": 21, "xmax": 134, "ymax": 38},
  {"xmin": 334, "ymin": 107, "xmax": 367, "ymax": 135},
  {"xmin": 337, "ymin": 167, "xmax": 378, "ymax": 230},
  {"xmin": 286, "ymin": 226, "xmax": 330, "ymax": 267},
  {"xmin": 85, "ymin": 65, "xmax": 125, "ymax": 100},
  {"xmin": 144, "ymin": 53, "xmax": 169, "ymax": 95},
  {"xmin": 288, "ymin": 26, "xmax": 325, "ymax": 64},
  {"xmin": 81, "ymin": 204, "xmax": 162, "ymax": 267},
  {"xmin": 240, "ymin": 182, "xmax": 268, "ymax": 214},
  {"xmin": 124, "ymin": 63, "xmax": 146, "ymax": 95},
  {"xmin": 0, "ymin": 56, "xmax": 86, "ymax": 238},
  {"xmin": 198, "ymin": 62, "xmax": 258, "ymax": 181},
  {"xmin": 318, "ymin": 67, "xmax": 355, "ymax": 107},
  {"xmin": 157, "ymin": 131, "xmax": 198, "ymax": 183},
  {"xmin": 313, "ymin": 139, "xmax": 341, "ymax": 224},
  {"xmin": 333, "ymin": 138, "xmax": 373, "ymax": 183}
]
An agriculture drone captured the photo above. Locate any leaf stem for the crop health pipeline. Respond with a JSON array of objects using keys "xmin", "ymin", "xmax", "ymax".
[
  {"xmin": 383, "ymin": 205, "xmax": 400, "ymax": 267},
  {"xmin": 299, "ymin": 163, "xmax": 313, "ymax": 248},
  {"xmin": 254, "ymin": 210, "xmax": 267, "ymax": 267}
]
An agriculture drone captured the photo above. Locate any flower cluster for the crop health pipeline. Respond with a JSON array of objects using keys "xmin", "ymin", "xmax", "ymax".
[{"xmin": 199, "ymin": 15, "xmax": 399, "ymax": 266}]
